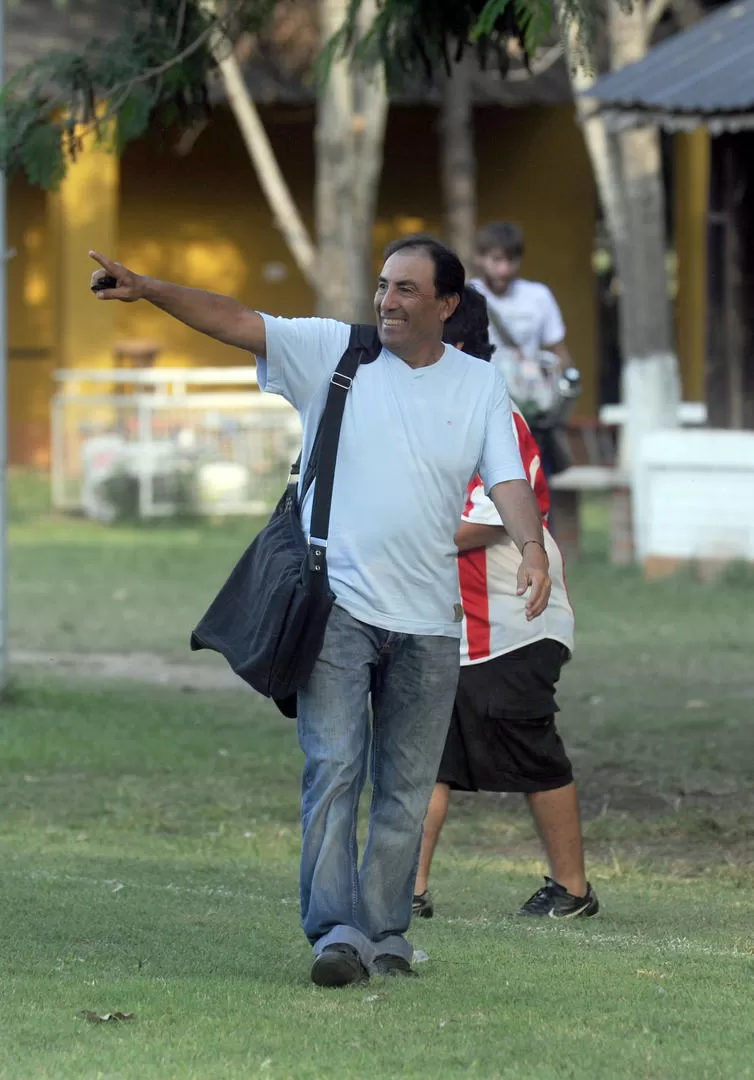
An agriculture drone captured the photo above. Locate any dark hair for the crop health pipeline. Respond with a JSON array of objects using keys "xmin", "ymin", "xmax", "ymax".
[
  {"xmin": 442, "ymin": 285, "xmax": 495, "ymax": 362},
  {"xmin": 382, "ymin": 233, "xmax": 465, "ymax": 300},
  {"xmin": 475, "ymin": 221, "xmax": 524, "ymax": 259}
]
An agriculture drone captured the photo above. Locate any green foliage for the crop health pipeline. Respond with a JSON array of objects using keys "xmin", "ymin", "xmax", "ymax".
[
  {"xmin": 18, "ymin": 121, "xmax": 67, "ymax": 190},
  {"xmin": 510, "ymin": 0, "xmax": 555, "ymax": 55},
  {"xmin": 331, "ymin": 0, "xmax": 600, "ymax": 81},
  {"xmin": 114, "ymin": 86, "xmax": 156, "ymax": 154},
  {"xmin": 0, "ymin": 0, "xmax": 601, "ymax": 190},
  {"xmin": 472, "ymin": 0, "xmax": 555, "ymax": 56},
  {"xmin": 0, "ymin": 0, "xmax": 245, "ymax": 188}
]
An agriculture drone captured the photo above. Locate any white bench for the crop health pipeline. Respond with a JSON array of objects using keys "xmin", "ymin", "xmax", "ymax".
[
  {"xmin": 548, "ymin": 402, "xmax": 708, "ymax": 564},
  {"xmin": 599, "ymin": 401, "xmax": 707, "ymax": 471}
]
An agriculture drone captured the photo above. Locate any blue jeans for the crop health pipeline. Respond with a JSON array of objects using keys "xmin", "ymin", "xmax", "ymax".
[{"xmin": 297, "ymin": 605, "xmax": 460, "ymax": 968}]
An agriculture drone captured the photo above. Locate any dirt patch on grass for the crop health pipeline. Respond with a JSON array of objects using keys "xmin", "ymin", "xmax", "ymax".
[{"xmin": 12, "ymin": 649, "xmax": 244, "ymax": 693}]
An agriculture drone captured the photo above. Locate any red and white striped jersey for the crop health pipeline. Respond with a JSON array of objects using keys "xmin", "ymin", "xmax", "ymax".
[{"xmin": 458, "ymin": 405, "xmax": 575, "ymax": 665}]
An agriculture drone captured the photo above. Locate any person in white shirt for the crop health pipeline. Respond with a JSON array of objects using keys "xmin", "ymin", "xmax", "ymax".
[
  {"xmin": 88, "ymin": 236, "xmax": 552, "ymax": 987},
  {"xmin": 470, "ymin": 222, "xmax": 575, "ymax": 478},
  {"xmin": 412, "ymin": 286, "xmax": 598, "ymax": 921}
]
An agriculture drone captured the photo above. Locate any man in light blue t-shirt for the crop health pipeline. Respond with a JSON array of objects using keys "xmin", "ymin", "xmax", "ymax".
[{"xmin": 89, "ymin": 235, "xmax": 551, "ymax": 988}]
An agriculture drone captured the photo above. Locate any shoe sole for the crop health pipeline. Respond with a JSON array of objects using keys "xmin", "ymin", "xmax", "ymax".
[
  {"xmin": 518, "ymin": 903, "xmax": 600, "ymax": 919},
  {"xmin": 311, "ymin": 953, "xmax": 369, "ymax": 988},
  {"xmin": 414, "ymin": 907, "xmax": 434, "ymax": 919},
  {"xmin": 549, "ymin": 905, "xmax": 600, "ymax": 919}
]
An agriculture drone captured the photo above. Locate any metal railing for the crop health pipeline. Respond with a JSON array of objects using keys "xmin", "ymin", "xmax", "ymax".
[{"xmin": 51, "ymin": 367, "xmax": 301, "ymax": 520}]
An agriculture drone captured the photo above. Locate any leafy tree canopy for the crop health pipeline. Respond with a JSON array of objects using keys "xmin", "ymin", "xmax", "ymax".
[{"xmin": 0, "ymin": 0, "xmax": 600, "ymax": 189}]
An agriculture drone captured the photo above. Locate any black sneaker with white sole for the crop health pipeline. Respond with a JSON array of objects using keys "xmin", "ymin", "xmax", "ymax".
[
  {"xmin": 517, "ymin": 877, "xmax": 599, "ymax": 918},
  {"xmin": 412, "ymin": 890, "xmax": 434, "ymax": 918},
  {"xmin": 310, "ymin": 944, "xmax": 370, "ymax": 987}
]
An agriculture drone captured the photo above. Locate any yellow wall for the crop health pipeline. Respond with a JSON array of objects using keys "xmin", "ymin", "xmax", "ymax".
[
  {"xmin": 8, "ymin": 131, "xmax": 119, "ymax": 467},
  {"xmin": 674, "ymin": 130, "xmax": 709, "ymax": 401},
  {"xmin": 48, "ymin": 126, "xmax": 120, "ymax": 372},
  {"xmin": 378, "ymin": 106, "xmax": 598, "ymax": 414},
  {"xmin": 8, "ymin": 102, "xmax": 598, "ymax": 464},
  {"xmin": 117, "ymin": 106, "xmax": 317, "ymax": 366},
  {"xmin": 476, "ymin": 106, "xmax": 598, "ymax": 417},
  {"xmin": 8, "ymin": 176, "xmax": 55, "ymax": 465}
]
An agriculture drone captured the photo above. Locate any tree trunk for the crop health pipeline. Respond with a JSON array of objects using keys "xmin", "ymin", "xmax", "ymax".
[
  {"xmin": 204, "ymin": 0, "xmax": 389, "ymax": 319},
  {"xmin": 608, "ymin": 4, "xmax": 673, "ymax": 359},
  {"xmin": 440, "ymin": 60, "xmax": 476, "ymax": 271},
  {"xmin": 316, "ymin": 0, "xmax": 387, "ymax": 321},
  {"xmin": 204, "ymin": 1, "xmax": 317, "ymax": 289},
  {"xmin": 608, "ymin": 2, "xmax": 680, "ymax": 559},
  {"xmin": 561, "ymin": 1, "xmax": 680, "ymax": 560},
  {"xmin": 563, "ymin": 21, "xmax": 629, "ymax": 265}
]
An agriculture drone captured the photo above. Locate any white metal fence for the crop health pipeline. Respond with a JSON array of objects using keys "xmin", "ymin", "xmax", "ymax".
[{"xmin": 51, "ymin": 367, "xmax": 302, "ymax": 521}]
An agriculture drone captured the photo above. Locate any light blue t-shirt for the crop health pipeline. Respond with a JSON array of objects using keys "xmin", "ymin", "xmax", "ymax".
[{"xmin": 257, "ymin": 316, "xmax": 525, "ymax": 638}]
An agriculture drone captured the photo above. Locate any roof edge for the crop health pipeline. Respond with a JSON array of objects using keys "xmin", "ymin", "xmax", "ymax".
[{"xmin": 592, "ymin": 106, "xmax": 754, "ymax": 134}]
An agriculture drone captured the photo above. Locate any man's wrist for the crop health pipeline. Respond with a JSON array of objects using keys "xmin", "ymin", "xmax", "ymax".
[
  {"xmin": 521, "ymin": 539, "xmax": 549, "ymax": 563},
  {"xmin": 139, "ymin": 275, "xmax": 159, "ymax": 303}
]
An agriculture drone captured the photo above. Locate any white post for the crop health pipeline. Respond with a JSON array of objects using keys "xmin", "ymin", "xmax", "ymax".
[{"xmin": 0, "ymin": 0, "xmax": 9, "ymax": 691}]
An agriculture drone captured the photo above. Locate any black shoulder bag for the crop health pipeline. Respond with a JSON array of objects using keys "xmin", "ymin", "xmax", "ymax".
[{"xmin": 190, "ymin": 323, "xmax": 381, "ymax": 718}]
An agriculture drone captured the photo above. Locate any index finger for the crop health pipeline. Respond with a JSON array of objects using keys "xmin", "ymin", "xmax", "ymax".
[{"xmin": 89, "ymin": 250, "xmax": 118, "ymax": 273}]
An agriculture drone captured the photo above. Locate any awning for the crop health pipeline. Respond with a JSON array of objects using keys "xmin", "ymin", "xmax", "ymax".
[{"xmin": 583, "ymin": 0, "xmax": 754, "ymax": 133}]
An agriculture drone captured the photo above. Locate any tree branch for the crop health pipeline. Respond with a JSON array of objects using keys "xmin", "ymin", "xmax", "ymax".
[
  {"xmin": 646, "ymin": 0, "xmax": 671, "ymax": 34},
  {"xmin": 106, "ymin": 3, "xmax": 239, "ymax": 98},
  {"xmin": 506, "ymin": 43, "xmax": 563, "ymax": 81},
  {"xmin": 559, "ymin": 8, "xmax": 629, "ymax": 251},
  {"xmin": 204, "ymin": 2, "xmax": 318, "ymax": 287},
  {"xmin": 174, "ymin": 0, "xmax": 189, "ymax": 47},
  {"xmin": 1, "ymin": 0, "xmax": 249, "ymax": 177}
]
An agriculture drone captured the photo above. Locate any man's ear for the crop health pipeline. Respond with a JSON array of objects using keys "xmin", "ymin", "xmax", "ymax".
[{"xmin": 441, "ymin": 293, "xmax": 460, "ymax": 322}]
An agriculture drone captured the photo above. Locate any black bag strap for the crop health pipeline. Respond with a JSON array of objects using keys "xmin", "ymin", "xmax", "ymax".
[
  {"xmin": 290, "ymin": 323, "xmax": 380, "ymax": 574},
  {"xmin": 300, "ymin": 324, "xmax": 380, "ymax": 500},
  {"xmin": 484, "ymin": 299, "xmax": 521, "ymax": 351},
  {"xmin": 288, "ymin": 324, "xmax": 380, "ymax": 493}
]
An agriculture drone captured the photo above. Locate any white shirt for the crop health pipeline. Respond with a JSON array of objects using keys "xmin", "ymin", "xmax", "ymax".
[
  {"xmin": 469, "ymin": 277, "xmax": 566, "ymax": 360},
  {"xmin": 469, "ymin": 277, "xmax": 567, "ymax": 417},
  {"xmin": 459, "ymin": 406, "xmax": 574, "ymax": 665},
  {"xmin": 256, "ymin": 315, "xmax": 526, "ymax": 638}
]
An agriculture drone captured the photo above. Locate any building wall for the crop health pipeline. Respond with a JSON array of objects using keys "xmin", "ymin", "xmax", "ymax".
[
  {"xmin": 116, "ymin": 106, "xmax": 317, "ymax": 367},
  {"xmin": 476, "ymin": 106, "xmax": 598, "ymax": 415},
  {"xmin": 377, "ymin": 105, "xmax": 598, "ymax": 414},
  {"xmin": 674, "ymin": 130, "xmax": 709, "ymax": 403},
  {"xmin": 8, "ymin": 176, "xmax": 55, "ymax": 465},
  {"xmin": 7, "ymin": 102, "xmax": 599, "ymax": 465}
]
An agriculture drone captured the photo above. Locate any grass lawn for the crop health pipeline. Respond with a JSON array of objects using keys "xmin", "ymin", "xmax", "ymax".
[{"xmin": 3, "ymin": 471, "xmax": 754, "ymax": 1078}]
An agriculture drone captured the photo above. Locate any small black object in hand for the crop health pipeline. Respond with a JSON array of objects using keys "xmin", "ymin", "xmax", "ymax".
[{"xmin": 91, "ymin": 274, "xmax": 118, "ymax": 292}]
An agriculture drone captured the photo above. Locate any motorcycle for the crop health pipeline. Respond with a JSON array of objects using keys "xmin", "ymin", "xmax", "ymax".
[{"xmin": 496, "ymin": 346, "xmax": 582, "ymax": 477}]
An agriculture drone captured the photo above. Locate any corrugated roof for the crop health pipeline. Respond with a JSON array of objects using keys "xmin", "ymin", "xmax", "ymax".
[{"xmin": 584, "ymin": 0, "xmax": 754, "ymax": 132}]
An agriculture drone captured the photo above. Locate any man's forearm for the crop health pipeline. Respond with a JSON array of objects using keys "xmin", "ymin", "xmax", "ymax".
[
  {"xmin": 455, "ymin": 522, "xmax": 506, "ymax": 551},
  {"xmin": 548, "ymin": 340, "xmax": 573, "ymax": 369},
  {"xmin": 141, "ymin": 278, "xmax": 265, "ymax": 354},
  {"xmin": 488, "ymin": 480, "xmax": 545, "ymax": 554}
]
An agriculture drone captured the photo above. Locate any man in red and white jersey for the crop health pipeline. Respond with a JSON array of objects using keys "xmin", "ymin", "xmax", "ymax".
[{"xmin": 412, "ymin": 286, "xmax": 598, "ymax": 920}]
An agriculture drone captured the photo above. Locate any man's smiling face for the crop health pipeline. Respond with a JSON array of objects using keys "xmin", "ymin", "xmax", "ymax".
[{"xmin": 374, "ymin": 250, "xmax": 457, "ymax": 359}]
